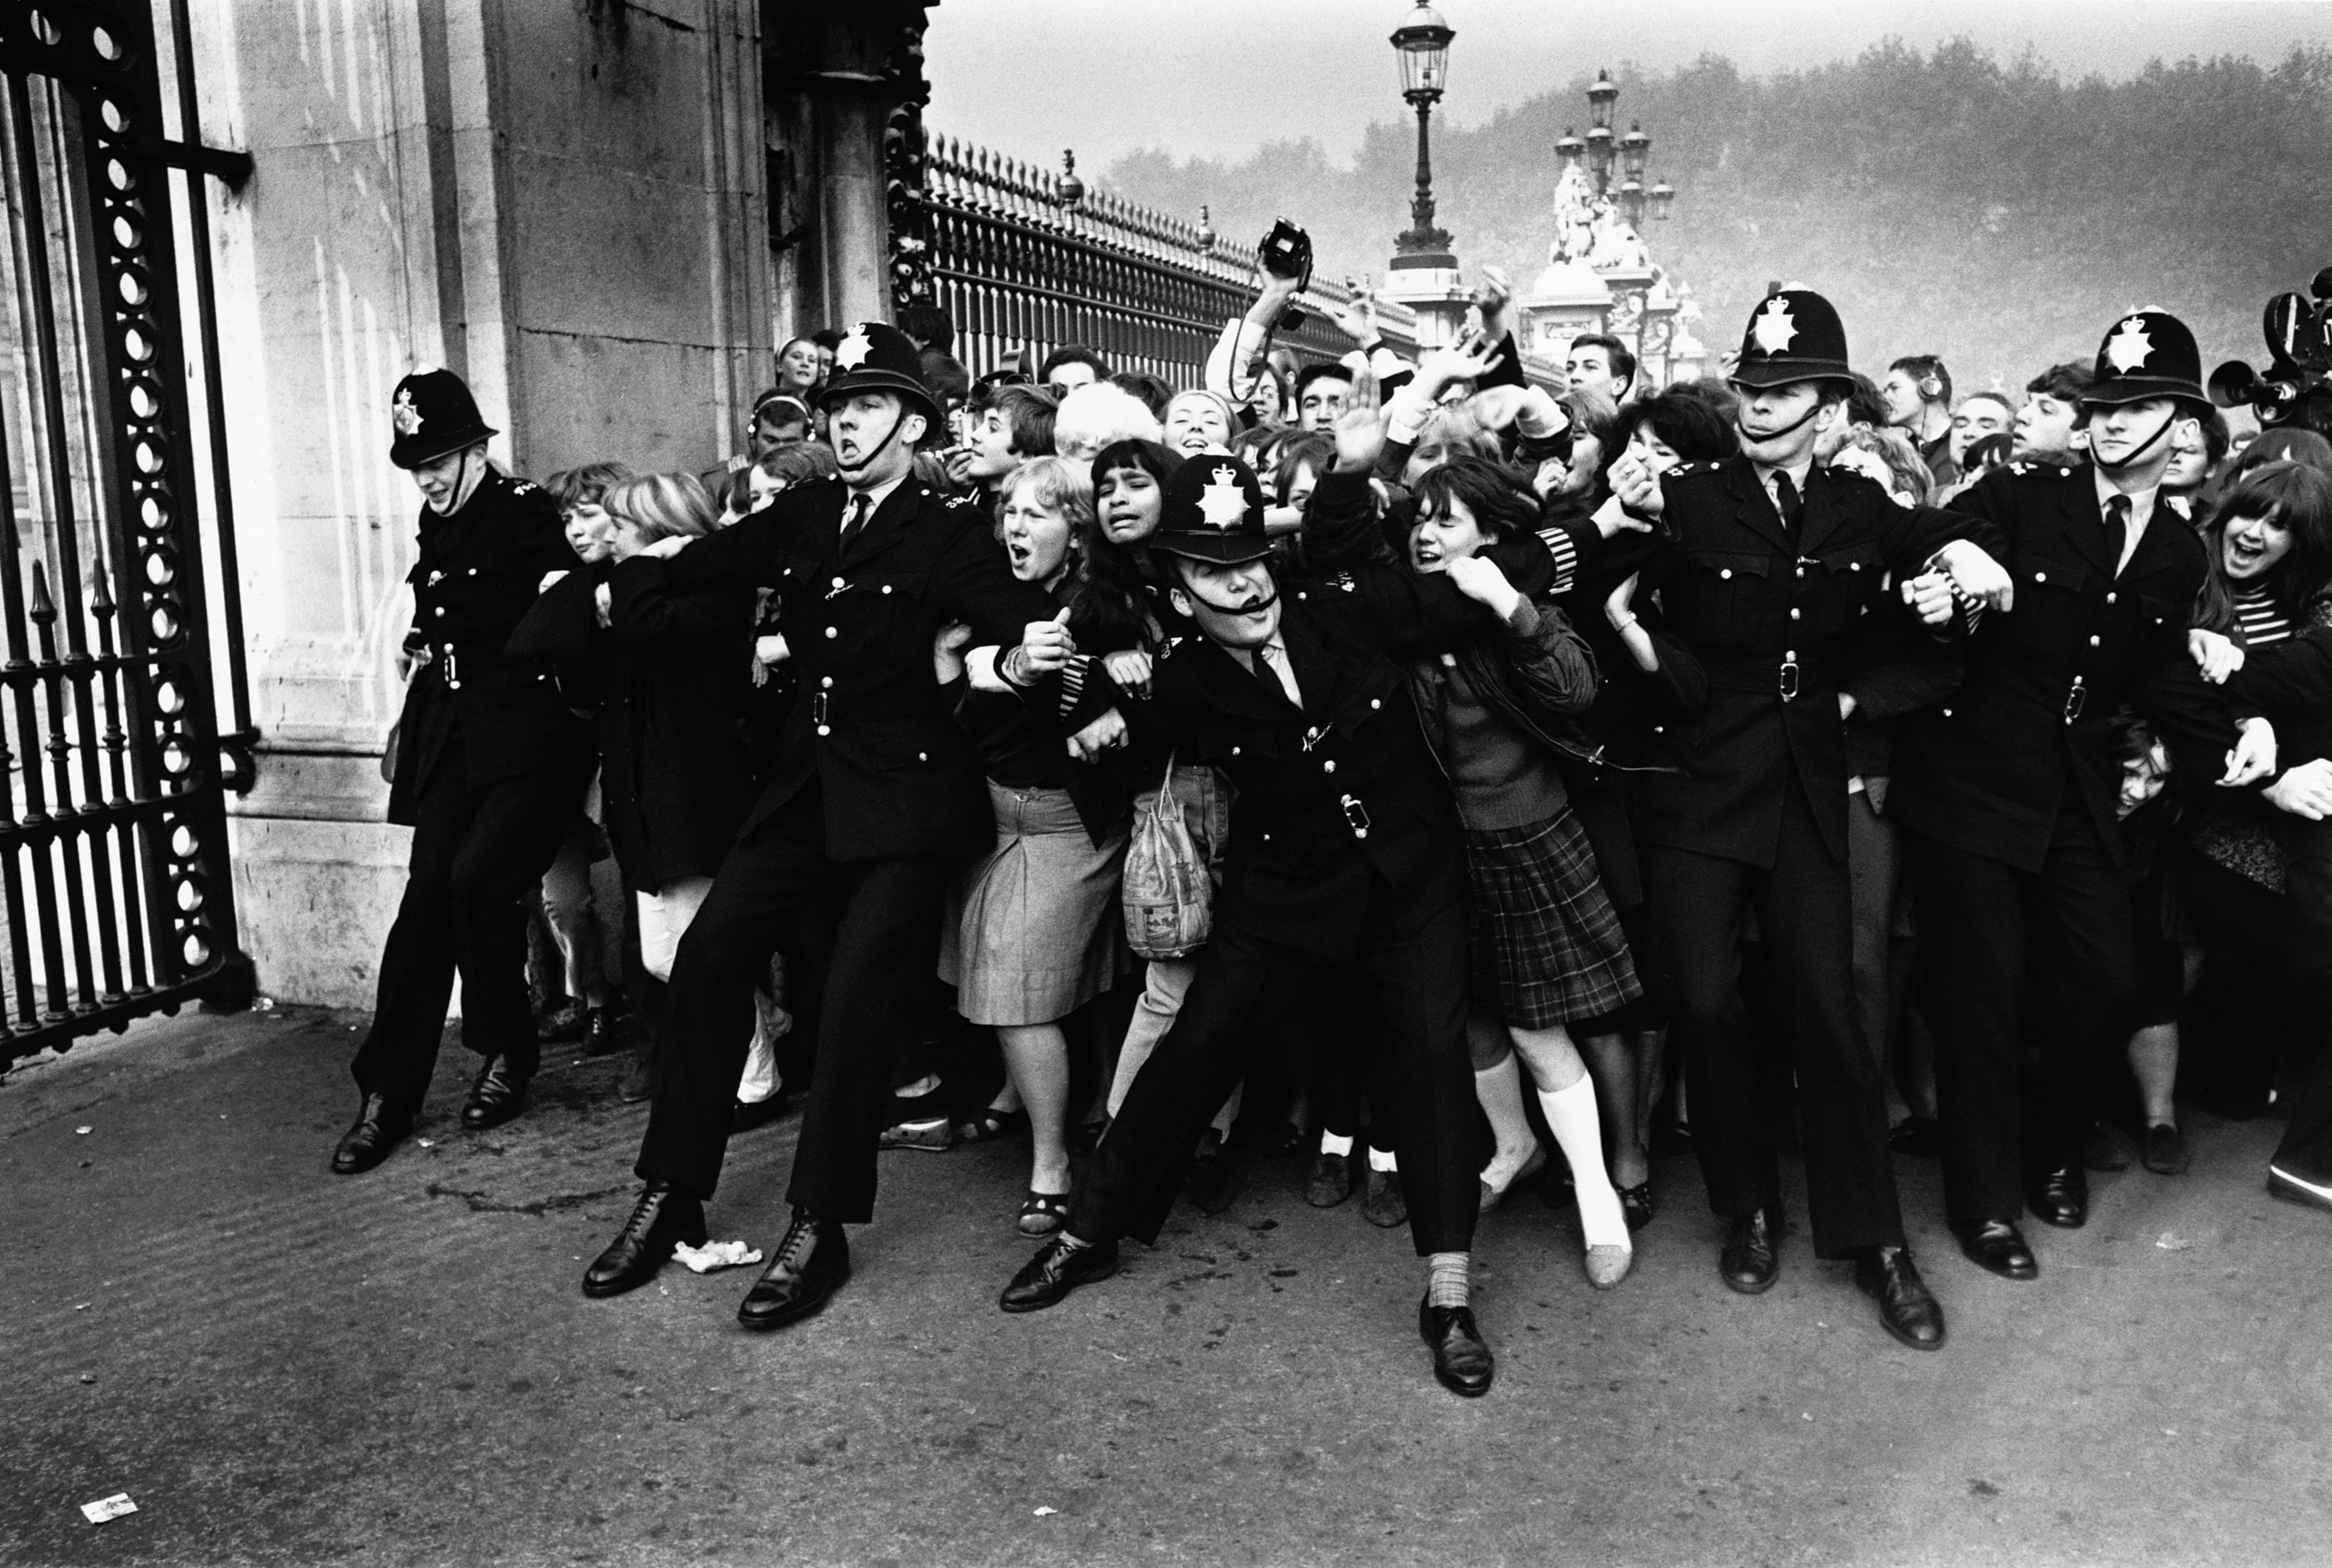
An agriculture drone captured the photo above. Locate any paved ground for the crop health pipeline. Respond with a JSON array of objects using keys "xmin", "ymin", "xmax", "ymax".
[{"xmin": 4, "ymin": 1005, "xmax": 2328, "ymax": 1567}]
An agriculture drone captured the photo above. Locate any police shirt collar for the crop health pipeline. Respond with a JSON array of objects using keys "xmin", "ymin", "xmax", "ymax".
[
  {"xmin": 2092, "ymin": 465, "xmax": 2158, "ymax": 536},
  {"xmin": 843, "ymin": 472, "xmax": 909, "ymax": 522}
]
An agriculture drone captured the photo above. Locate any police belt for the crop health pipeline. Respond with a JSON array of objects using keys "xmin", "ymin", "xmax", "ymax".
[
  {"xmin": 1986, "ymin": 664, "xmax": 2111, "ymax": 726},
  {"xmin": 1697, "ymin": 650, "xmax": 1837, "ymax": 702}
]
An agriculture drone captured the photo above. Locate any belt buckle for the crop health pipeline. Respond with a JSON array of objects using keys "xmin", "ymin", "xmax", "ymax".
[
  {"xmin": 1777, "ymin": 657, "xmax": 1799, "ymax": 702},
  {"xmin": 2063, "ymin": 678, "xmax": 2085, "ymax": 723},
  {"xmin": 1339, "ymin": 793, "xmax": 1371, "ymax": 840},
  {"xmin": 811, "ymin": 691, "xmax": 829, "ymax": 726},
  {"xmin": 444, "ymin": 647, "xmax": 459, "ymax": 689}
]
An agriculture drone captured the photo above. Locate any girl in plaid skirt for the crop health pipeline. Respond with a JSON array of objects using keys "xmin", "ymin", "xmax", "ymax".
[{"xmin": 1404, "ymin": 458, "xmax": 1644, "ymax": 1288}]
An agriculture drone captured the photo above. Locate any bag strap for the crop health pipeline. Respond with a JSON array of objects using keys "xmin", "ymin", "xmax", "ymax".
[{"xmin": 1153, "ymin": 750, "xmax": 1179, "ymax": 814}]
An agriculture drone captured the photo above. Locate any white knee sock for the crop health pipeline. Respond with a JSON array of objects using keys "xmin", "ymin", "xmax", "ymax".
[{"xmin": 1538, "ymin": 1077, "xmax": 1629, "ymax": 1251}]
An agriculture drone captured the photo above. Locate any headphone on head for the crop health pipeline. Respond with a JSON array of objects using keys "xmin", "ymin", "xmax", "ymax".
[{"xmin": 1916, "ymin": 360, "xmax": 1947, "ymax": 402}]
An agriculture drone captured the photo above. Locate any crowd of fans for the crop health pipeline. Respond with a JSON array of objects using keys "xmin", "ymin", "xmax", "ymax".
[{"xmin": 336, "ymin": 263, "xmax": 2332, "ymax": 1399}]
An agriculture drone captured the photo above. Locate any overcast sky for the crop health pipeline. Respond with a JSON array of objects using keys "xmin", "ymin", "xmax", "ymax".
[{"xmin": 925, "ymin": 0, "xmax": 2332, "ymax": 167}]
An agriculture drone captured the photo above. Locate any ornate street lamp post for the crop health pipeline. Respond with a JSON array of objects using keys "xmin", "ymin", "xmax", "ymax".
[{"xmin": 1390, "ymin": 2, "xmax": 1456, "ymax": 270}]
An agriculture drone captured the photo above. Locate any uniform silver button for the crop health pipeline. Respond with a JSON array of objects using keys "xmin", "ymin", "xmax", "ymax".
[
  {"xmin": 1942, "ymin": 707, "xmax": 1953, "ymax": 718},
  {"xmin": 433, "ymin": 607, "xmax": 444, "ymax": 617},
  {"xmin": 1652, "ymin": 724, "xmax": 1664, "ymax": 734},
  {"xmin": 1230, "ymin": 746, "xmax": 1241, "ymax": 756},
  {"xmin": 1323, "ymin": 760, "xmax": 1336, "ymax": 773},
  {"xmin": 821, "ymin": 676, "xmax": 834, "ymax": 689},
  {"xmin": 1370, "ymin": 699, "xmax": 1382, "ymax": 710},
  {"xmin": 1720, "ymin": 568, "xmax": 1733, "ymax": 580},
  {"xmin": 917, "ymin": 751, "xmax": 928, "ymax": 761},
  {"xmin": 1789, "ymin": 608, "xmax": 1801, "ymax": 620},
  {"xmin": 2089, "ymin": 635, "xmax": 2100, "ymax": 647},
  {"xmin": 2035, "ymin": 571, "xmax": 2047, "ymax": 582},
  {"xmin": 2105, "ymin": 592, "xmax": 2117, "ymax": 604},
  {"xmin": 832, "ymin": 576, "xmax": 845, "ymax": 588},
  {"xmin": 824, "ymin": 626, "xmax": 838, "ymax": 638},
  {"xmin": 816, "ymin": 724, "xmax": 831, "ymax": 736},
  {"xmin": 881, "ymin": 585, "xmax": 893, "ymax": 595}
]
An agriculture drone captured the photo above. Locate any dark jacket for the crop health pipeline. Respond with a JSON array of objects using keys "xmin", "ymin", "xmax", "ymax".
[
  {"xmin": 2227, "ymin": 614, "xmax": 2332, "ymax": 770},
  {"xmin": 647, "ymin": 474, "xmax": 1063, "ymax": 861},
  {"xmin": 386, "ymin": 470, "xmax": 593, "ymax": 825},
  {"xmin": 1891, "ymin": 462, "xmax": 2241, "ymax": 872},
  {"xmin": 1096, "ymin": 470, "xmax": 1555, "ymax": 961},
  {"xmin": 508, "ymin": 559, "xmax": 757, "ymax": 891},
  {"xmin": 1629, "ymin": 456, "xmax": 1998, "ymax": 867}
]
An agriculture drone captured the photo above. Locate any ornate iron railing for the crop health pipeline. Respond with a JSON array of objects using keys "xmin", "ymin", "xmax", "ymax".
[
  {"xmin": 914, "ymin": 130, "xmax": 1419, "ymax": 388},
  {"xmin": 0, "ymin": 0, "xmax": 252, "ymax": 1068}
]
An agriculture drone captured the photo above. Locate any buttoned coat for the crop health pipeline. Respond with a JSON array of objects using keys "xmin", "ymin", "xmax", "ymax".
[
  {"xmin": 1630, "ymin": 457, "xmax": 1996, "ymax": 866},
  {"xmin": 647, "ymin": 475, "xmax": 1062, "ymax": 861},
  {"xmin": 386, "ymin": 470, "xmax": 592, "ymax": 825},
  {"xmin": 1107, "ymin": 472, "xmax": 1555, "ymax": 960},
  {"xmin": 1890, "ymin": 462, "xmax": 2240, "ymax": 872}
]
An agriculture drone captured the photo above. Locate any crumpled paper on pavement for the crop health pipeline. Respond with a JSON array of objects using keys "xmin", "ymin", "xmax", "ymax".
[{"xmin": 672, "ymin": 1239, "xmax": 763, "ymax": 1273}]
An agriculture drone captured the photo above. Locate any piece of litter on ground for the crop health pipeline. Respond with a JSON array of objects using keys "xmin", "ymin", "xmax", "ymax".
[
  {"xmin": 80, "ymin": 1494, "xmax": 136, "ymax": 1525},
  {"xmin": 73, "ymin": 1303, "xmax": 88, "ymax": 1311},
  {"xmin": 75, "ymin": 1126, "xmax": 92, "ymax": 1136},
  {"xmin": 1801, "ymin": 1412, "xmax": 1812, "ymax": 1421},
  {"xmin": 2164, "ymin": 1428, "xmax": 2178, "ymax": 1436},
  {"xmin": 671, "ymin": 1239, "xmax": 763, "ymax": 1274},
  {"xmin": 1033, "ymin": 1506, "xmax": 1058, "ymax": 1517},
  {"xmin": 79, "ymin": 1373, "xmax": 96, "ymax": 1384},
  {"xmin": 2156, "ymin": 1231, "xmax": 2193, "ymax": 1251},
  {"xmin": 416, "ymin": 1139, "xmax": 434, "ymax": 1148}
]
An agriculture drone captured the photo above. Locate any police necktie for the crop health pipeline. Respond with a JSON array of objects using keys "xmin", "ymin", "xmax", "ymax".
[
  {"xmin": 2103, "ymin": 493, "xmax": 2131, "ymax": 576},
  {"xmin": 840, "ymin": 493, "xmax": 871, "ymax": 554},
  {"xmin": 1772, "ymin": 471, "xmax": 1805, "ymax": 543},
  {"xmin": 1256, "ymin": 643, "xmax": 1302, "ymax": 709}
]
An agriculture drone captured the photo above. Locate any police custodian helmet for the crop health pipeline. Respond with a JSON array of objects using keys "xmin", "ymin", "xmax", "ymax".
[
  {"xmin": 388, "ymin": 368, "xmax": 498, "ymax": 470},
  {"xmin": 819, "ymin": 322, "xmax": 942, "ymax": 426},
  {"xmin": 1730, "ymin": 285, "xmax": 1855, "ymax": 390},
  {"xmin": 1147, "ymin": 454, "xmax": 1274, "ymax": 565},
  {"xmin": 2081, "ymin": 310, "xmax": 2208, "ymax": 408}
]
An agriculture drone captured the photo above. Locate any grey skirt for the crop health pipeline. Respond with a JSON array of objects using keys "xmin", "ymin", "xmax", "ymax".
[{"xmin": 940, "ymin": 781, "xmax": 1128, "ymax": 1026}]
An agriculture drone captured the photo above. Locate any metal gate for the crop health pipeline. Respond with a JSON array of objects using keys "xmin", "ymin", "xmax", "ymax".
[{"xmin": 1, "ymin": 0, "xmax": 252, "ymax": 1069}]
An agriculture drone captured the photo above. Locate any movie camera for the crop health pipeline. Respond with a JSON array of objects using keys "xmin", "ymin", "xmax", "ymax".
[{"xmin": 2209, "ymin": 268, "xmax": 2332, "ymax": 425}]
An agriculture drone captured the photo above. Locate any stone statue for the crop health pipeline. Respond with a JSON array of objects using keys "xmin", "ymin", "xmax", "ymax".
[
  {"xmin": 1548, "ymin": 160, "xmax": 1598, "ymax": 266},
  {"xmin": 1587, "ymin": 204, "xmax": 1650, "ymax": 272}
]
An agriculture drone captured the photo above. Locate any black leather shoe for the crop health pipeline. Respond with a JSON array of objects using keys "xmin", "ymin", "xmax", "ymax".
[
  {"xmin": 461, "ymin": 1056, "xmax": 533, "ymax": 1131},
  {"xmin": 1955, "ymin": 1219, "xmax": 2038, "ymax": 1281},
  {"xmin": 331, "ymin": 1093, "xmax": 410, "ymax": 1175},
  {"xmin": 1719, "ymin": 1204, "xmax": 1783, "ymax": 1293},
  {"xmin": 2028, "ymin": 1165, "xmax": 2089, "ymax": 1229},
  {"xmin": 1361, "ymin": 1164, "xmax": 1408, "ymax": 1229},
  {"xmin": 2268, "ymin": 1162, "xmax": 2332, "ymax": 1217},
  {"xmin": 1855, "ymin": 1246, "xmax": 1946, "ymax": 1350},
  {"xmin": 1888, "ymin": 1114, "xmax": 1943, "ymax": 1158},
  {"xmin": 731, "ymin": 1092, "xmax": 789, "ymax": 1134},
  {"xmin": 581, "ymin": 1182, "xmax": 706, "ymax": 1298},
  {"xmin": 580, "ymin": 1005, "xmax": 622, "ymax": 1057},
  {"xmin": 737, "ymin": 1209, "xmax": 849, "ymax": 1330},
  {"xmin": 1418, "ymin": 1298, "xmax": 1495, "ymax": 1397},
  {"xmin": 1305, "ymin": 1150, "xmax": 1353, "ymax": 1208},
  {"xmin": 999, "ymin": 1234, "xmax": 1120, "ymax": 1313},
  {"xmin": 1185, "ymin": 1129, "xmax": 1238, "ymax": 1214},
  {"xmin": 2141, "ymin": 1123, "xmax": 2190, "ymax": 1176}
]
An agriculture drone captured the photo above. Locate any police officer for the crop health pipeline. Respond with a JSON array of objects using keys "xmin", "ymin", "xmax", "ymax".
[
  {"xmin": 579, "ymin": 323, "xmax": 1075, "ymax": 1327},
  {"xmin": 1891, "ymin": 311, "xmax": 2264, "ymax": 1276},
  {"xmin": 334, "ymin": 370, "xmax": 594, "ymax": 1173},
  {"xmin": 1607, "ymin": 287, "xmax": 2015, "ymax": 1350},
  {"xmin": 992, "ymin": 453, "xmax": 1562, "ymax": 1399}
]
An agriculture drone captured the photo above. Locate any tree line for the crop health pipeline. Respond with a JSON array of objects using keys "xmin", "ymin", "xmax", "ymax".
[{"xmin": 1106, "ymin": 38, "xmax": 2332, "ymax": 392}]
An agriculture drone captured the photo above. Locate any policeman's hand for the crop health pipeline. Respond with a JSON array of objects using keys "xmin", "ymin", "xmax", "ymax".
[
  {"xmin": 2264, "ymin": 756, "xmax": 2332, "ymax": 819},
  {"xmin": 2222, "ymin": 716, "xmax": 2277, "ymax": 787},
  {"xmin": 638, "ymin": 534, "xmax": 690, "ymax": 561},
  {"xmin": 1019, "ymin": 608, "xmax": 1077, "ymax": 674},
  {"xmin": 1444, "ymin": 555, "xmax": 1523, "ymax": 621},
  {"xmin": 1332, "ymin": 406, "xmax": 1387, "ymax": 475},
  {"xmin": 933, "ymin": 620, "xmax": 974, "ymax": 684},
  {"xmin": 2188, "ymin": 627, "xmax": 2245, "ymax": 685},
  {"xmin": 539, "ymin": 569, "xmax": 570, "ymax": 593},
  {"xmin": 1066, "ymin": 707, "xmax": 1130, "ymax": 762},
  {"xmin": 1102, "ymin": 649, "xmax": 1154, "ymax": 699},
  {"xmin": 1607, "ymin": 452, "xmax": 1664, "ymax": 522},
  {"xmin": 1931, "ymin": 540, "xmax": 2015, "ymax": 612},
  {"xmin": 1902, "ymin": 571, "xmax": 1957, "ymax": 628}
]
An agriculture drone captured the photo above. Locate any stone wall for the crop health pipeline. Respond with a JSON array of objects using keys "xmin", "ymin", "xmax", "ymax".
[{"xmin": 189, "ymin": 0, "xmax": 770, "ymax": 1007}]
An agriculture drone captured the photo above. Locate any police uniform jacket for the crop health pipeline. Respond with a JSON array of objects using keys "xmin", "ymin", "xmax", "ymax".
[
  {"xmin": 507, "ymin": 561, "xmax": 758, "ymax": 891},
  {"xmin": 386, "ymin": 470, "xmax": 592, "ymax": 825},
  {"xmin": 1108, "ymin": 470, "xmax": 1558, "ymax": 961},
  {"xmin": 1630, "ymin": 457, "xmax": 1999, "ymax": 867},
  {"xmin": 646, "ymin": 474, "xmax": 1062, "ymax": 862},
  {"xmin": 1890, "ymin": 462, "xmax": 2241, "ymax": 872}
]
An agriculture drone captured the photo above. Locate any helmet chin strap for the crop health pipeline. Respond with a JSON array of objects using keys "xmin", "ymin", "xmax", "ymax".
[
  {"xmin": 2090, "ymin": 406, "xmax": 2179, "ymax": 477},
  {"xmin": 835, "ymin": 403, "xmax": 912, "ymax": 483},
  {"xmin": 1738, "ymin": 396, "xmax": 1826, "ymax": 446}
]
